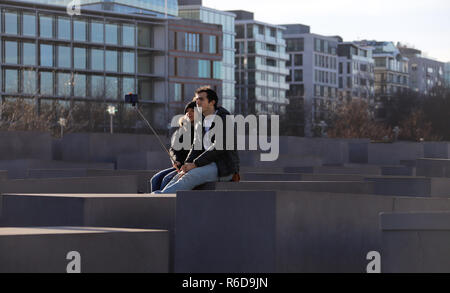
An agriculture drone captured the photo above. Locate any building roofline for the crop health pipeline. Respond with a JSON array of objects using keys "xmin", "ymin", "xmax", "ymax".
[
  {"xmin": 179, "ymin": 5, "xmax": 237, "ymax": 17},
  {"xmin": 235, "ymin": 20, "xmax": 286, "ymax": 30},
  {"xmin": 1, "ymin": 0, "xmax": 167, "ymax": 23}
]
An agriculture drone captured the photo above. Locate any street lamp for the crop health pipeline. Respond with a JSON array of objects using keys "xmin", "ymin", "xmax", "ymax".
[
  {"xmin": 58, "ymin": 118, "xmax": 67, "ymax": 138},
  {"xmin": 107, "ymin": 105, "xmax": 117, "ymax": 134}
]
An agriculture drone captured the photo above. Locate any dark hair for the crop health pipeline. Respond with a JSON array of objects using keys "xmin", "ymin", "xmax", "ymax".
[
  {"xmin": 195, "ymin": 86, "xmax": 218, "ymax": 109},
  {"xmin": 184, "ymin": 101, "xmax": 196, "ymax": 114}
]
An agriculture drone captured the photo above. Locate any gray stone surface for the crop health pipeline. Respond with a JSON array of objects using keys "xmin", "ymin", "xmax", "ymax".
[
  {"xmin": 417, "ymin": 158, "xmax": 450, "ymax": 178},
  {"xmin": 381, "ymin": 166, "xmax": 415, "ymax": 176},
  {"xmin": 0, "ymin": 227, "xmax": 168, "ymax": 273},
  {"xmin": 349, "ymin": 142, "xmax": 369, "ymax": 164},
  {"xmin": 364, "ymin": 176, "xmax": 450, "ymax": 197},
  {"xmin": 0, "ymin": 131, "xmax": 52, "ymax": 161},
  {"xmin": 197, "ymin": 181, "xmax": 375, "ymax": 194},
  {"xmin": 175, "ymin": 190, "xmax": 450, "ymax": 273},
  {"xmin": 0, "ymin": 193, "xmax": 176, "ymax": 272},
  {"xmin": 241, "ymin": 173, "xmax": 365, "ymax": 182},
  {"xmin": 0, "ymin": 176, "xmax": 139, "ymax": 194},
  {"xmin": 0, "ymin": 159, "xmax": 114, "ymax": 179},
  {"xmin": 117, "ymin": 151, "xmax": 173, "ymax": 171},
  {"xmin": 424, "ymin": 142, "xmax": 450, "ymax": 159},
  {"xmin": 0, "ymin": 171, "xmax": 7, "ymax": 180},
  {"xmin": 61, "ymin": 133, "xmax": 169, "ymax": 163},
  {"xmin": 368, "ymin": 142, "xmax": 424, "ymax": 165},
  {"xmin": 27, "ymin": 169, "xmax": 157, "ymax": 193},
  {"xmin": 381, "ymin": 212, "xmax": 450, "ymax": 273}
]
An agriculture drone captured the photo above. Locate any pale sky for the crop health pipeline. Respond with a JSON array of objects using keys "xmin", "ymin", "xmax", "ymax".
[{"xmin": 203, "ymin": 0, "xmax": 450, "ymax": 63}]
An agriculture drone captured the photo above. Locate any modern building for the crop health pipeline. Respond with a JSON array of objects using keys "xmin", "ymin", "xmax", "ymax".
[
  {"xmin": 398, "ymin": 44, "xmax": 445, "ymax": 95},
  {"xmin": 16, "ymin": 0, "xmax": 179, "ymax": 17},
  {"xmin": 0, "ymin": 0, "xmax": 222, "ymax": 133},
  {"xmin": 232, "ymin": 10, "xmax": 289, "ymax": 117},
  {"xmin": 167, "ymin": 18, "xmax": 223, "ymax": 117},
  {"xmin": 337, "ymin": 42, "xmax": 375, "ymax": 104},
  {"xmin": 445, "ymin": 62, "xmax": 450, "ymax": 88},
  {"xmin": 178, "ymin": 0, "xmax": 236, "ymax": 113},
  {"xmin": 281, "ymin": 24, "xmax": 339, "ymax": 137},
  {"xmin": 355, "ymin": 41, "xmax": 409, "ymax": 118}
]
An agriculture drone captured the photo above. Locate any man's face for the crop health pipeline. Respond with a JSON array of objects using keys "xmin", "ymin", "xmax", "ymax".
[{"xmin": 195, "ymin": 92, "xmax": 214, "ymax": 113}]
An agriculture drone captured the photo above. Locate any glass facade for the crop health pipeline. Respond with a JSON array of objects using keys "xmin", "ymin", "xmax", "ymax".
[{"xmin": 0, "ymin": 3, "xmax": 169, "ymax": 133}]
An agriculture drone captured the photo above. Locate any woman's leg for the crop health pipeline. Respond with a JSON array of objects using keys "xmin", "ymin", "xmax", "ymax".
[
  {"xmin": 160, "ymin": 169, "xmax": 179, "ymax": 190},
  {"xmin": 150, "ymin": 167, "xmax": 176, "ymax": 193}
]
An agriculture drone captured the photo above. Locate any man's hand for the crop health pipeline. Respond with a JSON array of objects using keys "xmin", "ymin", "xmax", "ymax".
[
  {"xmin": 179, "ymin": 163, "xmax": 196, "ymax": 177},
  {"xmin": 173, "ymin": 161, "xmax": 181, "ymax": 173}
]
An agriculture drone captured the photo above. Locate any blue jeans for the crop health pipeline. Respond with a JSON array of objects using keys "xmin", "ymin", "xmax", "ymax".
[
  {"xmin": 150, "ymin": 167, "xmax": 178, "ymax": 193},
  {"xmin": 152, "ymin": 162, "xmax": 232, "ymax": 194}
]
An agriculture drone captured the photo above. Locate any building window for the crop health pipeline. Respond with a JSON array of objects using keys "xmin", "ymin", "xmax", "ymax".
[
  {"xmin": 105, "ymin": 23, "xmax": 118, "ymax": 45},
  {"xmin": 122, "ymin": 24, "xmax": 135, "ymax": 47},
  {"xmin": 122, "ymin": 77, "xmax": 135, "ymax": 98},
  {"xmin": 4, "ymin": 10, "xmax": 18, "ymax": 35},
  {"xmin": 39, "ymin": 15, "xmax": 54, "ymax": 38},
  {"xmin": 23, "ymin": 42, "xmax": 36, "ymax": 66},
  {"xmin": 40, "ymin": 71, "xmax": 54, "ymax": 95},
  {"xmin": 198, "ymin": 60, "xmax": 211, "ymax": 78},
  {"xmin": 294, "ymin": 54, "xmax": 303, "ymax": 66},
  {"xmin": 122, "ymin": 51, "xmax": 135, "ymax": 73},
  {"xmin": 90, "ymin": 75, "xmax": 104, "ymax": 98},
  {"xmin": 213, "ymin": 61, "xmax": 222, "ymax": 79},
  {"xmin": 74, "ymin": 20, "xmax": 87, "ymax": 42},
  {"xmin": 91, "ymin": 20, "xmax": 104, "ymax": 43},
  {"xmin": 74, "ymin": 47, "xmax": 87, "ymax": 69},
  {"xmin": 57, "ymin": 72, "xmax": 72, "ymax": 96},
  {"xmin": 174, "ymin": 83, "xmax": 182, "ymax": 102},
  {"xmin": 4, "ymin": 41, "xmax": 18, "ymax": 64},
  {"xmin": 91, "ymin": 49, "xmax": 104, "ymax": 71},
  {"xmin": 4, "ymin": 69, "xmax": 19, "ymax": 93},
  {"xmin": 57, "ymin": 17, "xmax": 71, "ymax": 40},
  {"xmin": 57, "ymin": 45, "xmax": 71, "ymax": 68},
  {"xmin": 105, "ymin": 50, "xmax": 118, "ymax": 72},
  {"xmin": 286, "ymin": 39, "xmax": 304, "ymax": 52},
  {"xmin": 294, "ymin": 70, "xmax": 303, "ymax": 82},
  {"xmin": 185, "ymin": 33, "xmax": 200, "ymax": 52},
  {"xmin": 106, "ymin": 76, "xmax": 119, "ymax": 99},
  {"xmin": 23, "ymin": 13, "xmax": 36, "ymax": 37},
  {"xmin": 74, "ymin": 74, "xmax": 87, "ymax": 97},
  {"xmin": 40, "ymin": 44, "xmax": 53, "ymax": 67},
  {"xmin": 209, "ymin": 35, "xmax": 217, "ymax": 54}
]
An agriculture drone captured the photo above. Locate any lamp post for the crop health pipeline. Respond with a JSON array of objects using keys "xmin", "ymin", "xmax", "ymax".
[
  {"xmin": 58, "ymin": 118, "xmax": 67, "ymax": 138},
  {"xmin": 107, "ymin": 105, "xmax": 117, "ymax": 134}
]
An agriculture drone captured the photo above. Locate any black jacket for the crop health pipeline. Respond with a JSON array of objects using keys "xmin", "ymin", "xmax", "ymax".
[
  {"xmin": 169, "ymin": 123, "xmax": 195, "ymax": 166},
  {"xmin": 185, "ymin": 106, "xmax": 240, "ymax": 177}
]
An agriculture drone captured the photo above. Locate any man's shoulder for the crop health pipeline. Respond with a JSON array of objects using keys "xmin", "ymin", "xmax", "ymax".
[{"xmin": 216, "ymin": 106, "xmax": 231, "ymax": 117}]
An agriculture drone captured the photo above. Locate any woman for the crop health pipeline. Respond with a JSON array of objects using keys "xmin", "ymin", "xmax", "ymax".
[{"xmin": 150, "ymin": 101, "xmax": 195, "ymax": 193}]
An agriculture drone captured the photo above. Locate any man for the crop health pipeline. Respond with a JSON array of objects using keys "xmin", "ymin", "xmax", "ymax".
[{"xmin": 152, "ymin": 87, "xmax": 239, "ymax": 194}]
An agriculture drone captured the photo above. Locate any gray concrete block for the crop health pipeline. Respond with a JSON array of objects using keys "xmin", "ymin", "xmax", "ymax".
[
  {"xmin": 381, "ymin": 212, "xmax": 450, "ymax": 273},
  {"xmin": 400, "ymin": 160, "xmax": 417, "ymax": 168},
  {"xmin": 0, "ymin": 131, "xmax": 52, "ymax": 161},
  {"xmin": 316, "ymin": 165, "xmax": 382, "ymax": 175},
  {"xmin": 381, "ymin": 166, "xmax": 415, "ymax": 176},
  {"xmin": 0, "ymin": 227, "xmax": 168, "ymax": 273},
  {"xmin": 241, "ymin": 173, "xmax": 365, "ymax": 182},
  {"xmin": 0, "ymin": 160, "xmax": 114, "ymax": 179},
  {"xmin": 349, "ymin": 142, "xmax": 369, "ymax": 164},
  {"xmin": 117, "ymin": 152, "xmax": 172, "ymax": 171},
  {"xmin": 61, "ymin": 133, "xmax": 169, "ymax": 163},
  {"xmin": 424, "ymin": 142, "xmax": 450, "ymax": 159},
  {"xmin": 365, "ymin": 176, "xmax": 450, "ymax": 197},
  {"xmin": 175, "ymin": 190, "xmax": 450, "ymax": 273},
  {"xmin": 368, "ymin": 142, "xmax": 424, "ymax": 165},
  {"xmin": 0, "ymin": 171, "xmax": 7, "ymax": 180},
  {"xmin": 197, "ymin": 181, "xmax": 375, "ymax": 194},
  {"xmin": 27, "ymin": 169, "xmax": 157, "ymax": 194},
  {"xmin": 417, "ymin": 158, "xmax": 450, "ymax": 178},
  {"xmin": 0, "ymin": 193, "xmax": 176, "ymax": 272},
  {"xmin": 0, "ymin": 176, "xmax": 139, "ymax": 194}
]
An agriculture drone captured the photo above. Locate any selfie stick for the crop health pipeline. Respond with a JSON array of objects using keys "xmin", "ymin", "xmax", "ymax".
[{"xmin": 125, "ymin": 94, "xmax": 174, "ymax": 165}]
